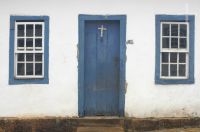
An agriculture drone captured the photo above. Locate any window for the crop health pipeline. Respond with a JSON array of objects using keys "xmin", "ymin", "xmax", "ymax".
[
  {"xmin": 155, "ymin": 15, "xmax": 195, "ymax": 84},
  {"xmin": 9, "ymin": 16, "xmax": 49, "ymax": 84},
  {"xmin": 161, "ymin": 22, "xmax": 188, "ymax": 78}
]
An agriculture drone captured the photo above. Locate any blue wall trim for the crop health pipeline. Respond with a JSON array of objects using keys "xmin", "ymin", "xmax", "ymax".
[
  {"xmin": 78, "ymin": 14, "xmax": 126, "ymax": 116},
  {"xmin": 9, "ymin": 16, "xmax": 49, "ymax": 85},
  {"xmin": 155, "ymin": 15, "xmax": 195, "ymax": 84}
]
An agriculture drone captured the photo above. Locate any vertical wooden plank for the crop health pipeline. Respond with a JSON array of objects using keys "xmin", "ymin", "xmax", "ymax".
[
  {"xmin": 96, "ymin": 22, "xmax": 108, "ymax": 114},
  {"xmin": 107, "ymin": 21, "xmax": 120, "ymax": 115},
  {"xmin": 119, "ymin": 16, "xmax": 126, "ymax": 116},
  {"xmin": 84, "ymin": 21, "xmax": 97, "ymax": 115},
  {"xmin": 78, "ymin": 15, "xmax": 85, "ymax": 116}
]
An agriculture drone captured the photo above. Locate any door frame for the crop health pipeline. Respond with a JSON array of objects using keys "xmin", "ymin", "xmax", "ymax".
[{"xmin": 78, "ymin": 14, "xmax": 126, "ymax": 117}]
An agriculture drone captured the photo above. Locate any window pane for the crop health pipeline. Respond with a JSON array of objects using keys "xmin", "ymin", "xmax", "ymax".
[
  {"xmin": 179, "ymin": 53, "xmax": 186, "ymax": 63},
  {"xmin": 162, "ymin": 24, "xmax": 170, "ymax": 36},
  {"xmin": 35, "ymin": 63, "xmax": 42, "ymax": 75},
  {"xmin": 26, "ymin": 53, "xmax": 33, "ymax": 61},
  {"xmin": 171, "ymin": 24, "xmax": 178, "ymax": 36},
  {"xmin": 17, "ymin": 63, "xmax": 24, "ymax": 75},
  {"xmin": 179, "ymin": 64, "xmax": 186, "ymax": 76},
  {"xmin": 17, "ymin": 39, "xmax": 24, "ymax": 49},
  {"xmin": 180, "ymin": 24, "xmax": 187, "ymax": 36},
  {"xmin": 171, "ymin": 38, "xmax": 178, "ymax": 48},
  {"xmin": 35, "ymin": 39, "xmax": 42, "ymax": 49},
  {"xmin": 162, "ymin": 52, "xmax": 169, "ymax": 63},
  {"xmin": 17, "ymin": 53, "xmax": 25, "ymax": 61},
  {"xmin": 180, "ymin": 38, "xmax": 187, "ymax": 49},
  {"xmin": 35, "ymin": 53, "xmax": 42, "ymax": 61},
  {"xmin": 26, "ymin": 38, "xmax": 33, "ymax": 50},
  {"xmin": 170, "ymin": 64, "xmax": 177, "ymax": 76},
  {"xmin": 26, "ymin": 24, "xmax": 33, "ymax": 37},
  {"xmin": 17, "ymin": 25, "xmax": 24, "ymax": 37},
  {"xmin": 26, "ymin": 63, "xmax": 33, "ymax": 75},
  {"xmin": 35, "ymin": 25, "xmax": 42, "ymax": 36},
  {"xmin": 161, "ymin": 64, "xmax": 168, "ymax": 76},
  {"xmin": 162, "ymin": 38, "xmax": 169, "ymax": 48},
  {"xmin": 170, "ymin": 53, "xmax": 177, "ymax": 63}
]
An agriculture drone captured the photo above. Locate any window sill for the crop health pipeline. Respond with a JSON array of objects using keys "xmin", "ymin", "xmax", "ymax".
[
  {"xmin": 9, "ymin": 77, "xmax": 49, "ymax": 85},
  {"xmin": 155, "ymin": 78, "xmax": 194, "ymax": 85}
]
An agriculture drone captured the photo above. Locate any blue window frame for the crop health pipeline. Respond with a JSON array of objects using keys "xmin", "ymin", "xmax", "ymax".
[
  {"xmin": 155, "ymin": 15, "xmax": 195, "ymax": 84},
  {"xmin": 9, "ymin": 16, "xmax": 49, "ymax": 84}
]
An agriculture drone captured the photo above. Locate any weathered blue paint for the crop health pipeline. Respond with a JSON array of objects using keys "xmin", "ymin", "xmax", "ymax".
[
  {"xmin": 78, "ymin": 15, "xmax": 126, "ymax": 116},
  {"xmin": 155, "ymin": 15, "xmax": 195, "ymax": 84},
  {"xmin": 9, "ymin": 16, "xmax": 49, "ymax": 85}
]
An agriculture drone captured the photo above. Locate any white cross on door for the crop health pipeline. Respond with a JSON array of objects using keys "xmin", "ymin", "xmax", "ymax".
[{"xmin": 98, "ymin": 25, "xmax": 107, "ymax": 37}]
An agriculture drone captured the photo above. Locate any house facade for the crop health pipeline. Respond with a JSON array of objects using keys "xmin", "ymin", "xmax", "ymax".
[{"xmin": 0, "ymin": 0, "xmax": 200, "ymax": 118}]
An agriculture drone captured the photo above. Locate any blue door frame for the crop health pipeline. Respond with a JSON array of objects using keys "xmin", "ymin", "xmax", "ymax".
[{"xmin": 78, "ymin": 14, "xmax": 126, "ymax": 117}]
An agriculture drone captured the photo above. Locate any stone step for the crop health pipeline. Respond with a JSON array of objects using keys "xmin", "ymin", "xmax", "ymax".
[
  {"xmin": 77, "ymin": 118, "xmax": 124, "ymax": 127},
  {"xmin": 77, "ymin": 126, "xmax": 124, "ymax": 132},
  {"xmin": 0, "ymin": 117, "xmax": 199, "ymax": 131}
]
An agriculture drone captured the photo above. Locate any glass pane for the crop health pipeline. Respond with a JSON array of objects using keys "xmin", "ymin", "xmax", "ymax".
[
  {"xmin": 17, "ymin": 39, "xmax": 24, "ymax": 49},
  {"xmin": 26, "ymin": 53, "xmax": 33, "ymax": 61},
  {"xmin": 170, "ymin": 64, "xmax": 177, "ymax": 76},
  {"xmin": 35, "ymin": 39, "xmax": 42, "ymax": 49},
  {"xmin": 171, "ymin": 38, "xmax": 178, "ymax": 48},
  {"xmin": 161, "ymin": 64, "xmax": 168, "ymax": 76},
  {"xmin": 179, "ymin": 64, "xmax": 186, "ymax": 76},
  {"xmin": 35, "ymin": 63, "xmax": 42, "ymax": 75},
  {"xmin": 35, "ymin": 24, "xmax": 42, "ymax": 36},
  {"xmin": 162, "ymin": 52, "xmax": 168, "ymax": 63},
  {"xmin": 170, "ymin": 53, "xmax": 177, "ymax": 63},
  {"xmin": 26, "ymin": 63, "xmax": 33, "ymax": 75},
  {"xmin": 171, "ymin": 24, "xmax": 178, "ymax": 36},
  {"xmin": 180, "ymin": 38, "xmax": 187, "ymax": 49},
  {"xmin": 35, "ymin": 53, "xmax": 42, "ymax": 61},
  {"xmin": 162, "ymin": 24, "xmax": 170, "ymax": 36},
  {"xmin": 26, "ymin": 38, "xmax": 33, "ymax": 50},
  {"xmin": 179, "ymin": 53, "xmax": 186, "ymax": 63},
  {"xmin": 17, "ymin": 63, "xmax": 24, "ymax": 75},
  {"xmin": 162, "ymin": 38, "xmax": 169, "ymax": 48},
  {"xmin": 180, "ymin": 24, "xmax": 187, "ymax": 36},
  {"xmin": 26, "ymin": 24, "xmax": 33, "ymax": 37},
  {"xmin": 17, "ymin": 25, "xmax": 24, "ymax": 37},
  {"xmin": 17, "ymin": 53, "xmax": 25, "ymax": 61}
]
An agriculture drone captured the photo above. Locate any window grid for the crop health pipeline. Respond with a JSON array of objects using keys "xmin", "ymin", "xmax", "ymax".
[
  {"xmin": 14, "ymin": 22, "xmax": 44, "ymax": 79},
  {"xmin": 160, "ymin": 22, "xmax": 189, "ymax": 79}
]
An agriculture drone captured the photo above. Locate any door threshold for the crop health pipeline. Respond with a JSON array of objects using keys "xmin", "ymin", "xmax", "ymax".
[{"xmin": 82, "ymin": 116, "xmax": 123, "ymax": 119}]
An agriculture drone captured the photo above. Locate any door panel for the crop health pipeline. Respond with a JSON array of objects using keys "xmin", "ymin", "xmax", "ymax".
[{"xmin": 84, "ymin": 20, "xmax": 120, "ymax": 116}]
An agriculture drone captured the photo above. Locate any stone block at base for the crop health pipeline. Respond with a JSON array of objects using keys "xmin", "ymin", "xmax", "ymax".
[{"xmin": 77, "ymin": 126, "xmax": 124, "ymax": 132}]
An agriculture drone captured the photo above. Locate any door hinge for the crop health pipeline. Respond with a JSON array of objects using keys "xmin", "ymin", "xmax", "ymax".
[
  {"xmin": 125, "ymin": 81, "xmax": 128, "ymax": 94},
  {"xmin": 77, "ymin": 44, "xmax": 79, "ymax": 61}
]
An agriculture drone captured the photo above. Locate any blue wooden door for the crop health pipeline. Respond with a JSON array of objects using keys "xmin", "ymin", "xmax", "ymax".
[{"xmin": 84, "ymin": 20, "xmax": 120, "ymax": 116}]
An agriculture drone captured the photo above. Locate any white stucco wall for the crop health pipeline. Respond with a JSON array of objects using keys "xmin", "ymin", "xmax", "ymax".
[{"xmin": 0, "ymin": 0, "xmax": 199, "ymax": 117}]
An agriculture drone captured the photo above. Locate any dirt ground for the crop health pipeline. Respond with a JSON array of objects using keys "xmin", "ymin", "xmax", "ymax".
[{"xmin": 149, "ymin": 127, "xmax": 200, "ymax": 132}]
